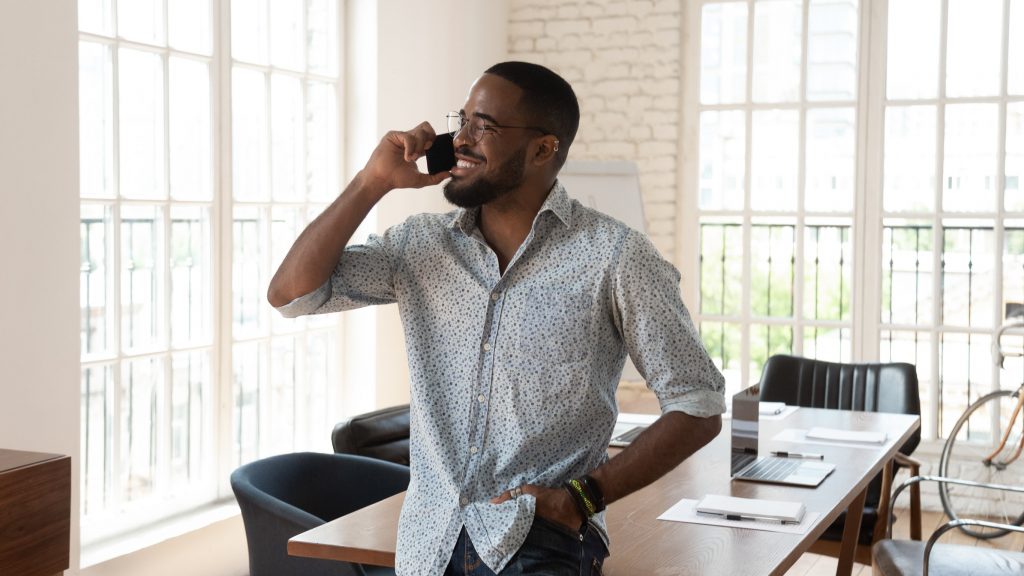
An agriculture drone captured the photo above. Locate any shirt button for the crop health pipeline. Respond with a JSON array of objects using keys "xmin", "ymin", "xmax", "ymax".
[
  {"xmin": 491, "ymin": 292, "xmax": 500, "ymax": 301},
  {"xmin": 482, "ymin": 342, "xmax": 491, "ymax": 351},
  {"xmin": 477, "ymin": 394, "xmax": 485, "ymax": 403},
  {"xmin": 460, "ymin": 497, "xmax": 469, "ymax": 506},
  {"xmin": 470, "ymin": 446, "xmax": 479, "ymax": 454}
]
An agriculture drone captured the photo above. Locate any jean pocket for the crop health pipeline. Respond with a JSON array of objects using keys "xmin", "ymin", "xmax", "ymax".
[{"xmin": 531, "ymin": 515, "xmax": 583, "ymax": 542}]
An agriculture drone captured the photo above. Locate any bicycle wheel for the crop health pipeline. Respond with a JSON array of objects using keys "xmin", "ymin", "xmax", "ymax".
[{"xmin": 938, "ymin": 387, "xmax": 1024, "ymax": 538}]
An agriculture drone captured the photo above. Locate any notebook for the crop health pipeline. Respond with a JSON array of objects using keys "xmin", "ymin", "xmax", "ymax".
[
  {"xmin": 730, "ymin": 385, "xmax": 835, "ymax": 487},
  {"xmin": 696, "ymin": 494, "xmax": 806, "ymax": 524}
]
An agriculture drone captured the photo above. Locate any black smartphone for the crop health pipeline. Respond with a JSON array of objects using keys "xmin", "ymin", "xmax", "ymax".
[{"xmin": 426, "ymin": 132, "xmax": 456, "ymax": 175}]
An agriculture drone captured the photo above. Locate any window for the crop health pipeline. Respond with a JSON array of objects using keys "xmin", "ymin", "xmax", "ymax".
[
  {"xmin": 685, "ymin": 0, "xmax": 1024, "ymax": 441},
  {"xmin": 78, "ymin": 0, "xmax": 342, "ymax": 545}
]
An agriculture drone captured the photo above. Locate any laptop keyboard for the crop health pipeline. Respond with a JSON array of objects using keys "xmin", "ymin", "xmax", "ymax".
[{"xmin": 740, "ymin": 457, "xmax": 802, "ymax": 481}]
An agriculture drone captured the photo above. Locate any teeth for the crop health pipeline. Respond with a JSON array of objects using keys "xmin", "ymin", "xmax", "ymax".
[{"xmin": 457, "ymin": 160, "xmax": 480, "ymax": 169}]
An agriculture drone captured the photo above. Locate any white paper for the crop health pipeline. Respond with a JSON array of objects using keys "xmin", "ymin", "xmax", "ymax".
[
  {"xmin": 759, "ymin": 402, "xmax": 786, "ymax": 415},
  {"xmin": 806, "ymin": 427, "xmax": 886, "ymax": 444},
  {"xmin": 772, "ymin": 428, "xmax": 889, "ymax": 450},
  {"xmin": 761, "ymin": 405, "xmax": 800, "ymax": 421},
  {"xmin": 617, "ymin": 412, "xmax": 659, "ymax": 426},
  {"xmin": 658, "ymin": 499, "xmax": 818, "ymax": 535}
]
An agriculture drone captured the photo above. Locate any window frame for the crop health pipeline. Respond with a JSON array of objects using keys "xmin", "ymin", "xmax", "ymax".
[
  {"xmin": 77, "ymin": 0, "xmax": 347, "ymax": 549},
  {"xmin": 681, "ymin": 0, "xmax": 1024, "ymax": 444}
]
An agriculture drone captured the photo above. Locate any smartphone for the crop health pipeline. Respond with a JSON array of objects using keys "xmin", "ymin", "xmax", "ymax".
[{"xmin": 426, "ymin": 132, "xmax": 456, "ymax": 175}]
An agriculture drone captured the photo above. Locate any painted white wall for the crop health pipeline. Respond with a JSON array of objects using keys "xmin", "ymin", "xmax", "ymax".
[
  {"xmin": 345, "ymin": 0, "xmax": 510, "ymax": 409},
  {"xmin": 0, "ymin": 0, "xmax": 82, "ymax": 570},
  {"xmin": 0, "ymin": 0, "xmax": 507, "ymax": 575}
]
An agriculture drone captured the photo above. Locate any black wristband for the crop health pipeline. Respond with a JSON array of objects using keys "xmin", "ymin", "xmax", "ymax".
[
  {"xmin": 563, "ymin": 483, "xmax": 590, "ymax": 520},
  {"xmin": 581, "ymin": 475, "xmax": 606, "ymax": 514}
]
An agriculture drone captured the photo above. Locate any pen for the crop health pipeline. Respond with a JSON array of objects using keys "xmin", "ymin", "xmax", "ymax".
[
  {"xmin": 771, "ymin": 450, "xmax": 824, "ymax": 460},
  {"xmin": 696, "ymin": 510, "xmax": 798, "ymax": 525}
]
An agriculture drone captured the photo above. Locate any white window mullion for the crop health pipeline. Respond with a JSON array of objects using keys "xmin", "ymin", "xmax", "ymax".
[
  {"xmin": 215, "ymin": 0, "xmax": 236, "ymax": 497},
  {"xmin": 740, "ymin": 0, "xmax": 756, "ymax": 387},
  {"xmin": 991, "ymin": 0, "xmax": 1013, "ymax": 398},
  {"xmin": 853, "ymin": 0, "xmax": 879, "ymax": 361},
  {"xmin": 108, "ymin": 16, "xmax": 126, "ymax": 511}
]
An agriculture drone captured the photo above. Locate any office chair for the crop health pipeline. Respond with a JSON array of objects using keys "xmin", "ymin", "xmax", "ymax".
[
  {"xmin": 873, "ymin": 475, "xmax": 1024, "ymax": 576},
  {"xmin": 759, "ymin": 354, "xmax": 924, "ymax": 565},
  {"xmin": 230, "ymin": 452, "xmax": 409, "ymax": 576},
  {"xmin": 332, "ymin": 404, "xmax": 411, "ymax": 466}
]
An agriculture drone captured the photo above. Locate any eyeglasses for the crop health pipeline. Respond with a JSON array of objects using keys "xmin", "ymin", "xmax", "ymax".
[{"xmin": 446, "ymin": 111, "xmax": 551, "ymax": 145}]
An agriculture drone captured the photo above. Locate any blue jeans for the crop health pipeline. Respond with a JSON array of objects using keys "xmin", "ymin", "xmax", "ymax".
[{"xmin": 444, "ymin": 516, "xmax": 608, "ymax": 575}]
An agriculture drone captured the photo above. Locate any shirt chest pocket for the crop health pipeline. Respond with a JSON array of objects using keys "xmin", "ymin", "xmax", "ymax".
[{"xmin": 512, "ymin": 289, "xmax": 592, "ymax": 365}]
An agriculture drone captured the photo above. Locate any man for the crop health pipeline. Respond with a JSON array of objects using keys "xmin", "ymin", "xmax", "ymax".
[{"xmin": 268, "ymin": 61, "xmax": 725, "ymax": 575}]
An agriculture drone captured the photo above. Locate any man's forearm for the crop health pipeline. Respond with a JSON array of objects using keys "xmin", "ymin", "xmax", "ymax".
[
  {"xmin": 590, "ymin": 411, "xmax": 722, "ymax": 505},
  {"xmin": 267, "ymin": 171, "xmax": 388, "ymax": 307}
]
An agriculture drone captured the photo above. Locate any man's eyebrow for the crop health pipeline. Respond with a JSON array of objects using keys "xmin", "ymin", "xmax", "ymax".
[{"xmin": 472, "ymin": 111, "xmax": 499, "ymax": 124}]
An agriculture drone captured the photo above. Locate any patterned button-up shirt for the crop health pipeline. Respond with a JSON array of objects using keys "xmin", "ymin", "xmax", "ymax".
[{"xmin": 278, "ymin": 182, "xmax": 726, "ymax": 575}]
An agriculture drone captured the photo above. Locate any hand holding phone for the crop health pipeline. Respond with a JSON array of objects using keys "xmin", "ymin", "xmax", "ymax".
[{"xmin": 426, "ymin": 132, "xmax": 456, "ymax": 175}]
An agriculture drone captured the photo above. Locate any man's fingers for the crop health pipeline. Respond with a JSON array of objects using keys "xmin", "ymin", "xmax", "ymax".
[
  {"xmin": 403, "ymin": 122, "xmax": 437, "ymax": 162},
  {"xmin": 489, "ymin": 484, "xmax": 535, "ymax": 504}
]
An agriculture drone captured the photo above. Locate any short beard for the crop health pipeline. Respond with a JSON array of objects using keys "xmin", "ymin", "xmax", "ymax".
[{"xmin": 443, "ymin": 144, "xmax": 528, "ymax": 209}]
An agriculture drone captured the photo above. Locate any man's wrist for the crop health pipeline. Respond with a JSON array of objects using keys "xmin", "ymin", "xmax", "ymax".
[
  {"xmin": 564, "ymin": 476, "xmax": 606, "ymax": 518},
  {"xmin": 351, "ymin": 169, "xmax": 392, "ymax": 201}
]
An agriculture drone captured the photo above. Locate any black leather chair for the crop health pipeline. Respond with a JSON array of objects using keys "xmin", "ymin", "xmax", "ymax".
[
  {"xmin": 759, "ymin": 354, "xmax": 924, "ymax": 564},
  {"xmin": 230, "ymin": 452, "xmax": 409, "ymax": 576},
  {"xmin": 873, "ymin": 475, "xmax": 1024, "ymax": 576},
  {"xmin": 332, "ymin": 404, "xmax": 411, "ymax": 466}
]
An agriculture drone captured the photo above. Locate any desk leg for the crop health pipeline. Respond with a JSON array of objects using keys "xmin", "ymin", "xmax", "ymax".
[{"xmin": 836, "ymin": 487, "xmax": 867, "ymax": 576}]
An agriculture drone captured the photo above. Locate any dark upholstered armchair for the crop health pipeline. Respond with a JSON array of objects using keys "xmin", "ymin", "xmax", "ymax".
[
  {"xmin": 332, "ymin": 404, "xmax": 411, "ymax": 466},
  {"xmin": 230, "ymin": 452, "xmax": 409, "ymax": 576},
  {"xmin": 759, "ymin": 354, "xmax": 924, "ymax": 564}
]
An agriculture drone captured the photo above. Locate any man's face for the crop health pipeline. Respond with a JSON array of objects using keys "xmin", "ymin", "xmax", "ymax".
[{"xmin": 443, "ymin": 74, "xmax": 536, "ymax": 209}]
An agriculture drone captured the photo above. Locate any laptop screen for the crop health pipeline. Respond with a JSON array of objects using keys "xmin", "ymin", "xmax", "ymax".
[{"xmin": 731, "ymin": 385, "xmax": 761, "ymax": 475}]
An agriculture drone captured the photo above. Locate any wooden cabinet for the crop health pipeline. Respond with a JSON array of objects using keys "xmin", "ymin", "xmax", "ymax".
[{"xmin": 0, "ymin": 449, "xmax": 71, "ymax": 576}]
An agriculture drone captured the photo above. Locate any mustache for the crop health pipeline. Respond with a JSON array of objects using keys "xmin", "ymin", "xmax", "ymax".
[{"xmin": 454, "ymin": 146, "xmax": 485, "ymax": 162}]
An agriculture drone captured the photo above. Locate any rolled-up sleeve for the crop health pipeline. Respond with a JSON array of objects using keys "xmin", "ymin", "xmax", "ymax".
[
  {"xmin": 274, "ymin": 229, "xmax": 401, "ymax": 318},
  {"xmin": 612, "ymin": 231, "xmax": 726, "ymax": 418}
]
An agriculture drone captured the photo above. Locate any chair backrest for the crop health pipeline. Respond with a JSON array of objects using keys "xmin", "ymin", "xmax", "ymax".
[
  {"xmin": 230, "ymin": 452, "xmax": 409, "ymax": 576},
  {"xmin": 332, "ymin": 404, "xmax": 411, "ymax": 466},
  {"xmin": 759, "ymin": 354, "xmax": 921, "ymax": 456},
  {"xmin": 760, "ymin": 353, "xmax": 917, "ymax": 405}
]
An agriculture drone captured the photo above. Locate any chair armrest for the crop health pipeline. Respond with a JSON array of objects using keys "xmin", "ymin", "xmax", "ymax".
[
  {"xmin": 887, "ymin": 475, "xmax": 1024, "ymax": 538},
  {"xmin": 922, "ymin": 519, "xmax": 1024, "ymax": 576},
  {"xmin": 893, "ymin": 452, "xmax": 922, "ymax": 470},
  {"xmin": 892, "ymin": 453, "xmax": 922, "ymax": 539}
]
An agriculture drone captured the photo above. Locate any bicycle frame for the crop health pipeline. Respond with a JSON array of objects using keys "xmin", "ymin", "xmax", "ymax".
[{"xmin": 986, "ymin": 319, "xmax": 1024, "ymax": 468}]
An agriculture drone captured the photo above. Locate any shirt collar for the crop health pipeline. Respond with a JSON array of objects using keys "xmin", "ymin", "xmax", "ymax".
[{"xmin": 446, "ymin": 181, "xmax": 573, "ymax": 234}]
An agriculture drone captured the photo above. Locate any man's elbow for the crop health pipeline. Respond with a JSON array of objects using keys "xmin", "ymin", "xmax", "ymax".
[
  {"xmin": 695, "ymin": 414, "xmax": 722, "ymax": 447},
  {"xmin": 267, "ymin": 283, "xmax": 289, "ymax": 309}
]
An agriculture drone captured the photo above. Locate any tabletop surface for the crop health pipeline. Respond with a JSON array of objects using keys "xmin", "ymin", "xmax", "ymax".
[
  {"xmin": 0, "ymin": 449, "xmax": 64, "ymax": 474},
  {"xmin": 289, "ymin": 407, "xmax": 920, "ymax": 575}
]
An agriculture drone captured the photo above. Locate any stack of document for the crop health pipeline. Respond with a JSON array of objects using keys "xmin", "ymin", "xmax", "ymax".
[
  {"xmin": 806, "ymin": 427, "xmax": 887, "ymax": 444},
  {"xmin": 695, "ymin": 494, "xmax": 806, "ymax": 524}
]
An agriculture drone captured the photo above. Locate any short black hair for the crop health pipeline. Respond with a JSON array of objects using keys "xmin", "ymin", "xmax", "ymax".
[{"xmin": 484, "ymin": 61, "xmax": 579, "ymax": 169}]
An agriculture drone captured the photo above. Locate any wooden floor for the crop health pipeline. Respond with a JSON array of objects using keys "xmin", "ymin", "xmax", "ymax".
[{"xmin": 783, "ymin": 508, "xmax": 1024, "ymax": 576}]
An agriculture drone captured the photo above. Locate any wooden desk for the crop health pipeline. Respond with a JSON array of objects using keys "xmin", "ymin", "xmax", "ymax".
[
  {"xmin": 0, "ymin": 449, "xmax": 71, "ymax": 576},
  {"xmin": 289, "ymin": 408, "xmax": 919, "ymax": 575}
]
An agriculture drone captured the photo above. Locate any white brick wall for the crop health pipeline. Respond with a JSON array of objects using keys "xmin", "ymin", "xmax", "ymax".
[{"xmin": 508, "ymin": 0, "xmax": 682, "ymax": 262}]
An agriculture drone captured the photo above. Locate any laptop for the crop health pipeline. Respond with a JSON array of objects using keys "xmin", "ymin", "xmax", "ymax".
[{"xmin": 731, "ymin": 385, "xmax": 835, "ymax": 487}]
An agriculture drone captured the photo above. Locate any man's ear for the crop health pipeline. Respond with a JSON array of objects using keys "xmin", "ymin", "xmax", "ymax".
[{"xmin": 532, "ymin": 135, "xmax": 560, "ymax": 165}]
